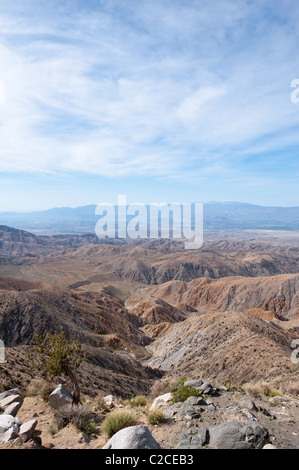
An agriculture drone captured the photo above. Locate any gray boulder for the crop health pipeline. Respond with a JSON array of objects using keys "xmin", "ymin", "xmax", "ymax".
[
  {"xmin": 3, "ymin": 401, "xmax": 23, "ymax": 417},
  {"xmin": 0, "ymin": 393, "xmax": 23, "ymax": 410},
  {"xmin": 0, "ymin": 388, "xmax": 22, "ymax": 401},
  {"xmin": 208, "ymin": 421, "xmax": 269, "ymax": 449},
  {"xmin": 48, "ymin": 384, "xmax": 73, "ymax": 410},
  {"xmin": 184, "ymin": 379, "xmax": 204, "ymax": 389},
  {"xmin": 103, "ymin": 425, "xmax": 160, "ymax": 449},
  {"xmin": 19, "ymin": 419, "xmax": 37, "ymax": 443}
]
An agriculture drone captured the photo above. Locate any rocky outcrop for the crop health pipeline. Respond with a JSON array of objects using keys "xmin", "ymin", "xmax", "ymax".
[{"xmin": 176, "ymin": 421, "xmax": 269, "ymax": 449}]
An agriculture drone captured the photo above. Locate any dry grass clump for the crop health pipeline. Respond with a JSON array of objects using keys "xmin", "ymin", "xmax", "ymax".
[
  {"xmin": 101, "ymin": 410, "xmax": 137, "ymax": 438},
  {"xmin": 54, "ymin": 405, "xmax": 97, "ymax": 435},
  {"xmin": 147, "ymin": 409, "xmax": 165, "ymax": 425},
  {"xmin": 95, "ymin": 391, "xmax": 110, "ymax": 411},
  {"xmin": 243, "ymin": 382, "xmax": 282, "ymax": 399},
  {"xmin": 124, "ymin": 395, "xmax": 148, "ymax": 407}
]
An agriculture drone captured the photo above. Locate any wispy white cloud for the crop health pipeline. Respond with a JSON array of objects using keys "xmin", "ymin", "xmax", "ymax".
[{"xmin": 0, "ymin": 0, "xmax": 299, "ymax": 184}]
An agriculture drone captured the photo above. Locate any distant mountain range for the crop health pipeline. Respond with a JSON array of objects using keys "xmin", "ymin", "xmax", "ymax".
[{"xmin": 0, "ymin": 202, "xmax": 298, "ymax": 234}]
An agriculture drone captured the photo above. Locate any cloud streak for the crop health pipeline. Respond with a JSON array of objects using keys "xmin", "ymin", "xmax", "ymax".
[{"xmin": 0, "ymin": 0, "xmax": 298, "ymax": 189}]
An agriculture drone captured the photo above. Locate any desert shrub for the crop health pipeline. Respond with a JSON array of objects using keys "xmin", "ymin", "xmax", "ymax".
[
  {"xmin": 262, "ymin": 386, "xmax": 282, "ymax": 398},
  {"xmin": 147, "ymin": 410, "xmax": 165, "ymax": 425},
  {"xmin": 223, "ymin": 379, "xmax": 245, "ymax": 394},
  {"xmin": 30, "ymin": 331, "xmax": 84, "ymax": 405},
  {"xmin": 123, "ymin": 398, "xmax": 132, "ymax": 406},
  {"xmin": 48, "ymin": 423, "xmax": 58, "ymax": 436},
  {"xmin": 150, "ymin": 378, "xmax": 180, "ymax": 398},
  {"xmin": 54, "ymin": 405, "xmax": 96, "ymax": 435},
  {"xmin": 101, "ymin": 410, "xmax": 137, "ymax": 438},
  {"xmin": 25, "ymin": 378, "xmax": 55, "ymax": 401},
  {"xmin": 243, "ymin": 383, "xmax": 262, "ymax": 398},
  {"xmin": 243, "ymin": 382, "xmax": 282, "ymax": 398},
  {"xmin": 172, "ymin": 385, "xmax": 199, "ymax": 403},
  {"xmin": 40, "ymin": 381, "xmax": 56, "ymax": 402},
  {"xmin": 284, "ymin": 381, "xmax": 299, "ymax": 396},
  {"xmin": 179, "ymin": 377, "xmax": 189, "ymax": 385},
  {"xmin": 129, "ymin": 395, "xmax": 148, "ymax": 407}
]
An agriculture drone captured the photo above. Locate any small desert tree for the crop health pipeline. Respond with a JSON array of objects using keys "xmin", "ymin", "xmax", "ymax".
[{"xmin": 30, "ymin": 331, "xmax": 84, "ymax": 405}]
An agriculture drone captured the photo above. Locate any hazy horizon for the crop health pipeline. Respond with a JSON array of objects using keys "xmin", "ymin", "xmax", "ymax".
[{"xmin": 1, "ymin": 199, "xmax": 299, "ymax": 214}]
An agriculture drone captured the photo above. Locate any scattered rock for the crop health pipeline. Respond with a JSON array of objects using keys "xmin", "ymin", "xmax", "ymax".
[
  {"xmin": 207, "ymin": 403, "xmax": 217, "ymax": 411},
  {"xmin": 103, "ymin": 395, "xmax": 118, "ymax": 407},
  {"xmin": 103, "ymin": 425, "xmax": 160, "ymax": 449},
  {"xmin": 263, "ymin": 444, "xmax": 278, "ymax": 449},
  {"xmin": 177, "ymin": 406, "xmax": 202, "ymax": 420},
  {"xmin": 78, "ymin": 433, "xmax": 90, "ymax": 444},
  {"xmin": 48, "ymin": 384, "xmax": 73, "ymax": 410},
  {"xmin": 184, "ymin": 396, "xmax": 206, "ymax": 407},
  {"xmin": 164, "ymin": 402, "xmax": 182, "ymax": 419}
]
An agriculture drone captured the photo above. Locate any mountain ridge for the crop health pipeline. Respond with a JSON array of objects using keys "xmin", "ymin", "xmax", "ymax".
[{"xmin": 1, "ymin": 201, "xmax": 299, "ymax": 234}]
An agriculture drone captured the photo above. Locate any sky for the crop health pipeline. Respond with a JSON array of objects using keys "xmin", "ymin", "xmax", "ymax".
[{"xmin": 0, "ymin": 0, "xmax": 299, "ymax": 211}]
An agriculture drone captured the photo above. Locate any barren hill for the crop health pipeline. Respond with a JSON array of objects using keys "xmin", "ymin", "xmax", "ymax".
[
  {"xmin": 0, "ymin": 276, "xmax": 160, "ymax": 396},
  {"xmin": 145, "ymin": 311, "xmax": 298, "ymax": 387},
  {"xmin": 133, "ymin": 273, "xmax": 299, "ymax": 323}
]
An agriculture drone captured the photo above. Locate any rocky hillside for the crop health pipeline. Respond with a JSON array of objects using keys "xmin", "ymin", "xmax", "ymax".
[
  {"xmin": 0, "ymin": 277, "xmax": 160, "ymax": 397},
  {"xmin": 144, "ymin": 311, "xmax": 298, "ymax": 388},
  {"xmin": 0, "ymin": 377, "xmax": 298, "ymax": 449}
]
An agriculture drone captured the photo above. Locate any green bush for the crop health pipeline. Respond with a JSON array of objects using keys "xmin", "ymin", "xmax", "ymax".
[
  {"xmin": 172, "ymin": 385, "xmax": 200, "ymax": 403},
  {"xmin": 263, "ymin": 386, "xmax": 282, "ymax": 398},
  {"xmin": 101, "ymin": 410, "xmax": 137, "ymax": 438},
  {"xmin": 147, "ymin": 410, "xmax": 165, "ymax": 425}
]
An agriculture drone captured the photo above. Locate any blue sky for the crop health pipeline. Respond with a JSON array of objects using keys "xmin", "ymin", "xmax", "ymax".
[{"xmin": 0, "ymin": 0, "xmax": 299, "ymax": 210}]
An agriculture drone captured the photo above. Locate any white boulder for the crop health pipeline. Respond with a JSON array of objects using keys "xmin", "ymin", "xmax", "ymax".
[
  {"xmin": 103, "ymin": 425, "xmax": 160, "ymax": 449},
  {"xmin": 150, "ymin": 393, "xmax": 173, "ymax": 411}
]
